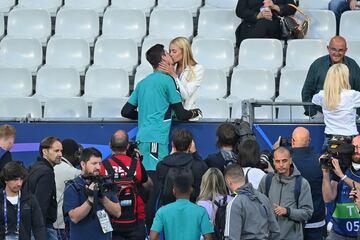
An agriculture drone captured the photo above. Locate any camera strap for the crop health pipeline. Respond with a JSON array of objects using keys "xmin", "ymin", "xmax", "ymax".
[{"xmin": 110, "ymin": 156, "xmax": 137, "ymax": 180}]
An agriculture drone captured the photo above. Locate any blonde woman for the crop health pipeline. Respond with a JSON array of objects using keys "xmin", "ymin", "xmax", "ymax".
[
  {"xmin": 312, "ymin": 63, "xmax": 360, "ymax": 141},
  {"xmin": 197, "ymin": 168, "xmax": 231, "ymax": 224},
  {"xmin": 159, "ymin": 37, "xmax": 204, "ymax": 110}
]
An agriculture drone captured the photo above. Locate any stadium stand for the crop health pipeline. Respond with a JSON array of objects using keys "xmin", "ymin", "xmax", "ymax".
[
  {"xmin": 156, "ymin": 0, "xmax": 202, "ymax": 16},
  {"xmin": 93, "ymin": 38, "xmax": 138, "ymax": 76},
  {"xmin": 304, "ymin": 10, "xmax": 336, "ymax": 41},
  {"xmin": 34, "ymin": 66, "xmax": 81, "ymax": 102},
  {"xmin": 63, "ymin": 0, "xmax": 108, "ymax": 16},
  {"xmin": 203, "ymin": 0, "xmax": 238, "ymax": 9},
  {"xmin": 339, "ymin": 11, "xmax": 360, "ymax": 41},
  {"xmin": 196, "ymin": 97, "xmax": 230, "ymax": 119},
  {"xmin": 54, "ymin": 8, "xmax": 99, "ymax": 46},
  {"xmin": 0, "ymin": 67, "xmax": 32, "ymax": 97},
  {"xmin": 299, "ymin": 0, "xmax": 330, "ymax": 9},
  {"xmin": 0, "ymin": 38, "xmax": 42, "ymax": 75},
  {"xmin": 7, "ymin": 9, "xmax": 51, "ymax": 46},
  {"xmin": 347, "ymin": 41, "xmax": 360, "ymax": 66},
  {"xmin": 91, "ymin": 98, "xmax": 128, "ymax": 118},
  {"xmin": 17, "ymin": 0, "xmax": 62, "ymax": 16},
  {"xmin": 0, "ymin": 0, "xmax": 15, "ymax": 15},
  {"xmin": 44, "ymin": 98, "xmax": 88, "ymax": 119},
  {"xmin": 83, "ymin": 67, "xmax": 129, "ymax": 104},
  {"xmin": 110, "ymin": 0, "xmax": 155, "ymax": 17},
  {"xmin": 101, "ymin": 8, "xmax": 147, "ymax": 47},
  {"xmin": 197, "ymin": 69, "xmax": 227, "ymax": 99},
  {"xmin": 195, "ymin": 9, "xmax": 241, "ymax": 45},
  {"xmin": 191, "ymin": 38, "xmax": 234, "ymax": 76},
  {"xmin": 45, "ymin": 38, "xmax": 90, "ymax": 75},
  {"xmin": 0, "ymin": 97, "xmax": 42, "ymax": 118}
]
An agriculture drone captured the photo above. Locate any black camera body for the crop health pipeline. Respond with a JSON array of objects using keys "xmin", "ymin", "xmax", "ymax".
[
  {"xmin": 83, "ymin": 174, "xmax": 118, "ymax": 197},
  {"xmin": 320, "ymin": 140, "xmax": 354, "ymax": 170},
  {"xmin": 280, "ymin": 137, "xmax": 291, "ymax": 147},
  {"xmin": 126, "ymin": 141, "xmax": 143, "ymax": 161}
]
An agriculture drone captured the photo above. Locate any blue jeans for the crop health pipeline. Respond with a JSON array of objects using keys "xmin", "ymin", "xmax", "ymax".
[
  {"xmin": 328, "ymin": 0, "xmax": 350, "ymax": 30},
  {"xmin": 47, "ymin": 225, "xmax": 58, "ymax": 240}
]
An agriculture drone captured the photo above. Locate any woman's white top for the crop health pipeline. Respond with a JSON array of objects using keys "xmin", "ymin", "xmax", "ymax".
[
  {"xmin": 242, "ymin": 167, "xmax": 266, "ymax": 189},
  {"xmin": 312, "ymin": 89, "xmax": 360, "ymax": 136},
  {"xmin": 175, "ymin": 64, "xmax": 204, "ymax": 110}
]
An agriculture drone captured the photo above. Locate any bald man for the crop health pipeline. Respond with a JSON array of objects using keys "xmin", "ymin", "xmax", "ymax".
[
  {"xmin": 291, "ymin": 127, "xmax": 325, "ymax": 240},
  {"xmin": 100, "ymin": 130, "xmax": 153, "ymax": 240},
  {"xmin": 302, "ymin": 36, "xmax": 360, "ymax": 117}
]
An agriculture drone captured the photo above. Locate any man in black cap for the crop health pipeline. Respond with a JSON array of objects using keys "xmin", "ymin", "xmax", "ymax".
[{"xmin": 54, "ymin": 139, "xmax": 82, "ymax": 240}]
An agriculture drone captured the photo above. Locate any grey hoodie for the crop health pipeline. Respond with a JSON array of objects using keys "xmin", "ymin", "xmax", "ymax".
[
  {"xmin": 224, "ymin": 183, "xmax": 281, "ymax": 240},
  {"xmin": 258, "ymin": 165, "xmax": 314, "ymax": 240}
]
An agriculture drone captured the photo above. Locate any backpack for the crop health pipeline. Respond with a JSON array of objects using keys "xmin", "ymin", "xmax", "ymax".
[
  {"xmin": 160, "ymin": 161, "xmax": 194, "ymax": 206},
  {"xmin": 264, "ymin": 173, "xmax": 303, "ymax": 208},
  {"xmin": 213, "ymin": 195, "xmax": 228, "ymax": 240},
  {"xmin": 102, "ymin": 156, "xmax": 138, "ymax": 231}
]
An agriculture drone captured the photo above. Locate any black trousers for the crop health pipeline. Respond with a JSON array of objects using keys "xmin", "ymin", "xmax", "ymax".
[
  {"xmin": 112, "ymin": 219, "xmax": 147, "ymax": 240},
  {"xmin": 236, "ymin": 19, "xmax": 281, "ymax": 47},
  {"xmin": 144, "ymin": 171, "xmax": 159, "ymax": 234}
]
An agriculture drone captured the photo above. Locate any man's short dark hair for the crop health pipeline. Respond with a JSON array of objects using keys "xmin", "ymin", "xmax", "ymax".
[
  {"xmin": 146, "ymin": 44, "xmax": 165, "ymax": 69},
  {"xmin": 80, "ymin": 147, "xmax": 102, "ymax": 163},
  {"xmin": 216, "ymin": 123, "xmax": 238, "ymax": 148},
  {"xmin": 173, "ymin": 172, "xmax": 193, "ymax": 194},
  {"xmin": 39, "ymin": 136, "xmax": 61, "ymax": 157},
  {"xmin": 237, "ymin": 139, "xmax": 260, "ymax": 168},
  {"xmin": 1, "ymin": 161, "xmax": 27, "ymax": 182},
  {"xmin": 110, "ymin": 132, "xmax": 129, "ymax": 153},
  {"xmin": 172, "ymin": 129, "xmax": 193, "ymax": 152},
  {"xmin": 224, "ymin": 163, "xmax": 244, "ymax": 182}
]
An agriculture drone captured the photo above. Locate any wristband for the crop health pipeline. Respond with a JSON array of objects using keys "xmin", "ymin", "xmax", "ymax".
[
  {"xmin": 341, "ymin": 175, "xmax": 348, "ymax": 181},
  {"xmin": 86, "ymin": 199, "xmax": 93, "ymax": 207}
]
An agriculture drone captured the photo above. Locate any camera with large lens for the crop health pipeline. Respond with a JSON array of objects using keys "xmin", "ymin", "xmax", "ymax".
[
  {"xmin": 279, "ymin": 137, "xmax": 291, "ymax": 147},
  {"xmin": 83, "ymin": 174, "xmax": 118, "ymax": 198},
  {"xmin": 126, "ymin": 141, "xmax": 143, "ymax": 161},
  {"xmin": 259, "ymin": 150, "xmax": 272, "ymax": 170},
  {"xmin": 320, "ymin": 139, "xmax": 354, "ymax": 171}
]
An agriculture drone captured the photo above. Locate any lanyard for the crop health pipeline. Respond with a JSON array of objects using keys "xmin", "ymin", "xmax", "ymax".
[{"xmin": 3, "ymin": 191, "xmax": 20, "ymax": 236}]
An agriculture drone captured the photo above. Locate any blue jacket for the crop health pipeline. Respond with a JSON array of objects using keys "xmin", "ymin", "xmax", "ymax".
[{"xmin": 292, "ymin": 147, "xmax": 325, "ymax": 224}]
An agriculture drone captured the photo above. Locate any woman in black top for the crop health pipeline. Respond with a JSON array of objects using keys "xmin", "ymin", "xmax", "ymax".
[{"xmin": 235, "ymin": 0, "xmax": 297, "ymax": 46}]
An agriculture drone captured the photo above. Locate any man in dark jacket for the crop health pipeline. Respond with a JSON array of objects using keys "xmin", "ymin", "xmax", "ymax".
[
  {"xmin": 24, "ymin": 136, "xmax": 63, "ymax": 240},
  {"xmin": 0, "ymin": 124, "xmax": 16, "ymax": 173},
  {"xmin": 290, "ymin": 127, "xmax": 325, "ymax": 240},
  {"xmin": 204, "ymin": 123, "xmax": 239, "ymax": 173},
  {"xmin": 0, "ymin": 161, "xmax": 46, "ymax": 240},
  {"xmin": 156, "ymin": 129, "xmax": 208, "ymax": 205}
]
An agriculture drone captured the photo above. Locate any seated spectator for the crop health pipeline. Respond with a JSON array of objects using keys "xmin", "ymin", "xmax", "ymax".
[
  {"xmin": 0, "ymin": 161, "xmax": 46, "ymax": 240},
  {"xmin": 224, "ymin": 164, "xmax": 280, "ymax": 239},
  {"xmin": 312, "ymin": 63, "xmax": 360, "ymax": 146},
  {"xmin": 197, "ymin": 168, "xmax": 231, "ymax": 224},
  {"xmin": 0, "ymin": 124, "xmax": 16, "ymax": 173},
  {"xmin": 159, "ymin": 37, "xmax": 204, "ymax": 110},
  {"xmin": 302, "ymin": 36, "xmax": 360, "ymax": 117},
  {"xmin": 235, "ymin": 0, "xmax": 296, "ymax": 46},
  {"xmin": 205, "ymin": 123, "xmax": 239, "ymax": 173},
  {"xmin": 237, "ymin": 139, "xmax": 271, "ymax": 189},
  {"xmin": 156, "ymin": 129, "xmax": 208, "ymax": 206},
  {"xmin": 329, "ymin": 0, "xmax": 358, "ymax": 31},
  {"xmin": 150, "ymin": 172, "xmax": 214, "ymax": 240}
]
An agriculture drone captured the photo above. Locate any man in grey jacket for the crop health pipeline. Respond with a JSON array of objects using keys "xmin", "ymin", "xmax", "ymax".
[
  {"xmin": 258, "ymin": 147, "xmax": 314, "ymax": 240},
  {"xmin": 224, "ymin": 164, "xmax": 280, "ymax": 240}
]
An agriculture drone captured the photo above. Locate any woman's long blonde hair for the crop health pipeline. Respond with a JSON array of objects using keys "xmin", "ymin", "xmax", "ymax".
[
  {"xmin": 197, "ymin": 168, "xmax": 228, "ymax": 202},
  {"xmin": 170, "ymin": 37, "xmax": 197, "ymax": 82},
  {"xmin": 324, "ymin": 63, "xmax": 350, "ymax": 111}
]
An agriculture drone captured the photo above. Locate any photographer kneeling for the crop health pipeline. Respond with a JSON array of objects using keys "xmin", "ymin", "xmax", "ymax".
[
  {"xmin": 63, "ymin": 147, "xmax": 121, "ymax": 240},
  {"xmin": 321, "ymin": 136, "xmax": 360, "ymax": 239}
]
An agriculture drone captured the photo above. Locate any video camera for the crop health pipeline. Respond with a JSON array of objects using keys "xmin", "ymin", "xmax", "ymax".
[
  {"xmin": 82, "ymin": 174, "xmax": 118, "ymax": 198},
  {"xmin": 126, "ymin": 141, "xmax": 143, "ymax": 161},
  {"xmin": 319, "ymin": 139, "xmax": 354, "ymax": 171}
]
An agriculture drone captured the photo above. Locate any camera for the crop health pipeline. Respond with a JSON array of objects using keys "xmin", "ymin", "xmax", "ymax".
[
  {"xmin": 126, "ymin": 141, "xmax": 143, "ymax": 161},
  {"xmin": 83, "ymin": 174, "xmax": 118, "ymax": 197},
  {"xmin": 279, "ymin": 137, "xmax": 291, "ymax": 147},
  {"xmin": 320, "ymin": 139, "xmax": 354, "ymax": 170},
  {"xmin": 259, "ymin": 150, "xmax": 272, "ymax": 170}
]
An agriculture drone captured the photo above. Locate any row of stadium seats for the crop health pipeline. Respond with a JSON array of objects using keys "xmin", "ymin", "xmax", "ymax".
[
  {"xmin": 0, "ymin": 0, "xmax": 238, "ymax": 17},
  {"xmin": 1, "ymin": 8, "xmax": 360, "ymax": 47}
]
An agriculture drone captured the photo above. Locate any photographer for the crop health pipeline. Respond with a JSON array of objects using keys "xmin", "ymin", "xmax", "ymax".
[
  {"xmin": 100, "ymin": 130, "xmax": 153, "ymax": 240},
  {"xmin": 63, "ymin": 147, "xmax": 121, "ymax": 240},
  {"xmin": 321, "ymin": 135, "xmax": 360, "ymax": 239}
]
